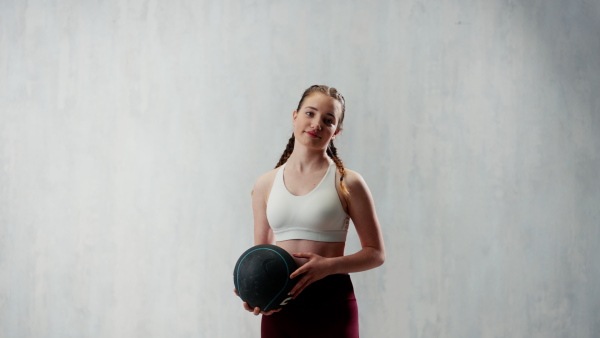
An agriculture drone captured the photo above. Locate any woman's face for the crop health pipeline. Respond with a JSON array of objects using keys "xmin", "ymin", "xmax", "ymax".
[{"xmin": 292, "ymin": 92, "xmax": 343, "ymax": 150}]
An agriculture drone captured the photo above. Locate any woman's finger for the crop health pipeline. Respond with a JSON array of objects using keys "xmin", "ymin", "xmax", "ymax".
[
  {"xmin": 292, "ymin": 282, "xmax": 309, "ymax": 299},
  {"xmin": 262, "ymin": 308, "xmax": 281, "ymax": 316},
  {"xmin": 291, "ymin": 276, "xmax": 311, "ymax": 298},
  {"xmin": 290, "ymin": 266, "xmax": 307, "ymax": 279},
  {"xmin": 242, "ymin": 302, "xmax": 251, "ymax": 311},
  {"xmin": 290, "ymin": 279, "xmax": 302, "ymax": 296},
  {"xmin": 292, "ymin": 252, "xmax": 313, "ymax": 259}
]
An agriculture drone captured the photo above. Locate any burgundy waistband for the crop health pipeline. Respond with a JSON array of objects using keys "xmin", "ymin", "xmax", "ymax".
[{"xmin": 292, "ymin": 274, "xmax": 355, "ymax": 304}]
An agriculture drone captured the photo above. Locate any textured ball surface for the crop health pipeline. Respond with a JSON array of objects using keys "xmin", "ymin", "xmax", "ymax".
[{"xmin": 234, "ymin": 244, "xmax": 298, "ymax": 311}]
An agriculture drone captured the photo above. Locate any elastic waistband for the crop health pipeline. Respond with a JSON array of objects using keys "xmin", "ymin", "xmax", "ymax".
[{"xmin": 294, "ymin": 274, "xmax": 355, "ymax": 303}]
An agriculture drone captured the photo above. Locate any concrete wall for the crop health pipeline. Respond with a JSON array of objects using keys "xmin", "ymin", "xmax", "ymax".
[{"xmin": 1, "ymin": 0, "xmax": 599, "ymax": 337}]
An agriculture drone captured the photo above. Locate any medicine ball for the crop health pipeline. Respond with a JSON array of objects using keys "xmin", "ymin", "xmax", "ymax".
[{"xmin": 233, "ymin": 244, "xmax": 298, "ymax": 311}]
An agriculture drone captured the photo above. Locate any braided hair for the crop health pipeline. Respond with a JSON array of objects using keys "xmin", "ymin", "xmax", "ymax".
[{"xmin": 275, "ymin": 85, "xmax": 348, "ymax": 194}]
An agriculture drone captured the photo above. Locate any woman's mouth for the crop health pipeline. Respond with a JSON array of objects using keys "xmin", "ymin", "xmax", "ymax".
[{"xmin": 306, "ymin": 131, "xmax": 320, "ymax": 138}]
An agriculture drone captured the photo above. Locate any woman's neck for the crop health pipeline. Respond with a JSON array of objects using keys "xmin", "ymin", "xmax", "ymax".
[{"xmin": 286, "ymin": 147, "xmax": 331, "ymax": 173}]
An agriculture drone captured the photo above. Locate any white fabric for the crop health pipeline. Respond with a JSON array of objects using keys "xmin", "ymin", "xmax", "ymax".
[{"xmin": 266, "ymin": 162, "xmax": 350, "ymax": 243}]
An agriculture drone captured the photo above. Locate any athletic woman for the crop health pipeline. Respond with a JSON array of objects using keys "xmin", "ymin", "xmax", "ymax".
[{"xmin": 236, "ymin": 85, "xmax": 385, "ymax": 337}]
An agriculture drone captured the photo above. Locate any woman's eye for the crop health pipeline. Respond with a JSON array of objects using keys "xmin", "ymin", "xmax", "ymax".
[
  {"xmin": 306, "ymin": 112, "xmax": 314, "ymax": 116},
  {"xmin": 325, "ymin": 119, "xmax": 334, "ymax": 125}
]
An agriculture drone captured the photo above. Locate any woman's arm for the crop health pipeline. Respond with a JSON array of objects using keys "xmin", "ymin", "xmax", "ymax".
[
  {"xmin": 252, "ymin": 171, "xmax": 276, "ymax": 245},
  {"xmin": 234, "ymin": 171, "xmax": 281, "ymax": 316},
  {"xmin": 289, "ymin": 170, "xmax": 385, "ymax": 297},
  {"xmin": 328, "ymin": 169, "xmax": 386, "ymax": 272}
]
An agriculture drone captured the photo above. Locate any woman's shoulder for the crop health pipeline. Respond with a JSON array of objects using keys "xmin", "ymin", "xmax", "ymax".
[
  {"xmin": 340, "ymin": 168, "xmax": 372, "ymax": 199},
  {"xmin": 342, "ymin": 168, "xmax": 367, "ymax": 188},
  {"xmin": 255, "ymin": 167, "xmax": 279, "ymax": 185},
  {"xmin": 253, "ymin": 167, "xmax": 280, "ymax": 197}
]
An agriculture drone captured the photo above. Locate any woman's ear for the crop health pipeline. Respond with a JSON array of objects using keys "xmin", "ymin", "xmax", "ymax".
[
  {"xmin": 332, "ymin": 128, "xmax": 340, "ymax": 140},
  {"xmin": 292, "ymin": 110, "xmax": 298, "ymax": 124}
]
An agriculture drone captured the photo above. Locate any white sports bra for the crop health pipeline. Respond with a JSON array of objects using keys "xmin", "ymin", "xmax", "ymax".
[{"xmin": 266, "ymin": 162, "xmax": 350, "ymax": 242}]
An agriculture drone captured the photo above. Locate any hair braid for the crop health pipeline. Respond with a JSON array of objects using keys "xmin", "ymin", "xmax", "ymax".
[
  {"xmin": 275, "ymin": 133, "xmax": 295, "ymax": 168},
  {"xmin": 327, "ymin": 140, "xmax": 348, "ymax": 194}
]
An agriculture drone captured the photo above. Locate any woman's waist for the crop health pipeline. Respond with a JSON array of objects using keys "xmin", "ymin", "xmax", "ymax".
[{"xmin": 276, "ymin": 239, "xmax": 345, "ymax": 267}]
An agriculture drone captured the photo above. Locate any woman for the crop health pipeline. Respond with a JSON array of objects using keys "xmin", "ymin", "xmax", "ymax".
[{"xmin": 237, "ymin": 85, "xmax": 385, "ymax": 337}]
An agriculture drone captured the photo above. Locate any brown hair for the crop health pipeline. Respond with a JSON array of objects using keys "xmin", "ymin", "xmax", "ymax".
[{"xmin": 275, "ymin": 85, "xmax": 348, "ymax": 194}]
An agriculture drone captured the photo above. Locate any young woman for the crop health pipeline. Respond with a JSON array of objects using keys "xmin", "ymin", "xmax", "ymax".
[{"xmin": 237, "ymin": 85, "xmax": 385, "ymax": 337}]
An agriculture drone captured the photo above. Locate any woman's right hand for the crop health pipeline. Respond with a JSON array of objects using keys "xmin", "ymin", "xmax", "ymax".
[{"xmin": 233, "ymin": 289, "xmax": 282, "ymax": 316}]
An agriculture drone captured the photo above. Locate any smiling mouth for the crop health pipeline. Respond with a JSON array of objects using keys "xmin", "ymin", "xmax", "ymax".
[{"xmin": 306, "ymin": 131, "xmax": 320, "ymax": 138}]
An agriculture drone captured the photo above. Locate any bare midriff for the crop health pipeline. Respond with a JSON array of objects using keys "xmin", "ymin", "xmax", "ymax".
[{"xmin": 276, "ymin": 239, "xmax": 346, "ymax": 268}]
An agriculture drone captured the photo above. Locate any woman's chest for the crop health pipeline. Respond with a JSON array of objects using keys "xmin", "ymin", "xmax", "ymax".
[{"xmin": 283, "ymin": 170, "xmax": 328, "ymax": 196}]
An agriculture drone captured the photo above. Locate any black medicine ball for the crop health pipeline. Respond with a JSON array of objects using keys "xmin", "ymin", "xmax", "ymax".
[{"xmin": 234, "ymin": 244, "xmax": 298, "ymax": 311}]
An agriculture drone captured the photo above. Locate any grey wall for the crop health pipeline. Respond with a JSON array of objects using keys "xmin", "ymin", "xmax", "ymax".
[{"xmin": 1, "ymin": 0, "xmax": 599, "ymax": 337}]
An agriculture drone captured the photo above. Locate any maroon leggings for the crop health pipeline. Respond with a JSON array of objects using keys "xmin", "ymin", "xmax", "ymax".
[{"xmin": 261, "ymin": 274, "xmax": 359, "ymax": 338}]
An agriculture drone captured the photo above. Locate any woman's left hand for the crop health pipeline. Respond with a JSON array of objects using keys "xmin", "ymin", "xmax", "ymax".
[{"xmin": 289, "ymin": 252, "xmax": 333, "ymax": 299}]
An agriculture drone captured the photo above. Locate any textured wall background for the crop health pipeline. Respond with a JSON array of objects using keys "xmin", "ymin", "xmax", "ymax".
[{"xmin": 1, "ymin": 0, "xmax": 599, "ymax": 337}]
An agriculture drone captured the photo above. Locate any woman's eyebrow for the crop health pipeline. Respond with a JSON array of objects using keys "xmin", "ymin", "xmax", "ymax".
[{"xmin": 305, "ymin": 106, "xmax": 335, "ymax": 117}]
